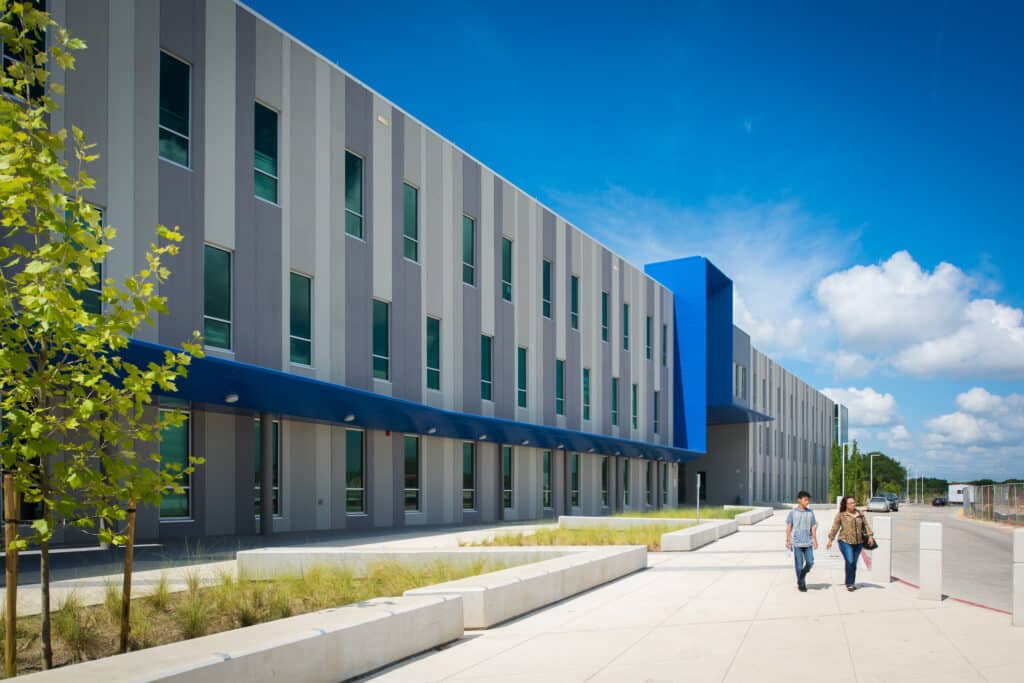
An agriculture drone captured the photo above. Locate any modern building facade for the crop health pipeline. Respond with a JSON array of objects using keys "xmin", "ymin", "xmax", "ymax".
[{"xmin": 29, "ymin": 0, "xmax": 835, "ymax": 544}]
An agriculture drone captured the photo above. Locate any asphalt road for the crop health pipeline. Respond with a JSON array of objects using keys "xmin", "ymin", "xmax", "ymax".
[{"xmin": 867, "ymin": 503, "xmax": 1015, "ymax": 612}]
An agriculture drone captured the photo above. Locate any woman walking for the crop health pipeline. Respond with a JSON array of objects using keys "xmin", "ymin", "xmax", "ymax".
[{"xmin": 827, "ymin": 495, "xmax": 875, "ymax": 591}]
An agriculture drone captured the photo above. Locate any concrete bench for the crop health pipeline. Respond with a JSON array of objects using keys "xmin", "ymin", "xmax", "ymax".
[
  {"xmin": 724, "ymin": 505, "xmax": 774, "ymax": 525},
  {"xmin": 19, "ymin": 594, "xmax": 462, "ymax": 683},
  {"xmin": 557, "ymin": 515, "xmax": 697, "ymax": 530},
  {"xmin": 661, "ymin": 520, "xmax": 738, "ymax": 551},
  {"xmin": 404, "ymin": 546, "xmax": 646, "ymax": 628}
]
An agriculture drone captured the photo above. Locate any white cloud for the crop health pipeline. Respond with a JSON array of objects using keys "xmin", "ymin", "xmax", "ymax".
[
  {"xmin": 825, "ymin": 350, "xmax": 875, "ymax": 378},
  {"xmin": 923, "ymin": 388, "xmax": 1024, "ymax": 449},
  {"xmin": 821, "ymin": 386, "xmax": 899, "ymax": 427},
  {"xmin": 879, "ymin": 424, "xmax": 913, "ymax": 451}
]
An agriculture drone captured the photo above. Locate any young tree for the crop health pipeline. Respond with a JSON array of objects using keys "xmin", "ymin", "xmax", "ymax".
[
  {"xmin": 828, "ymin": 441, "xmax": 843, "ymax": 502},
  {"xmin": 0, "ymin": 1, "xmax": 201, "ymax": 671},
  {"xmin": 845, "ymin": 440, "xmax": 866, "ymax": 501}
]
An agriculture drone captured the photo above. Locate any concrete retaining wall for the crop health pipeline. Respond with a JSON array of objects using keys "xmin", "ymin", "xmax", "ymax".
[
  {"xmin": 557, "ymin": 515, "xmax": 697, "ymax": 530},
  {"xmin": 661, "ymin": 520, "xmax": 739, "ymax": 551},
  {"xmin": 19, "ymin": 595, "xmax": 463, "ymax": 683},
  {"xmin": 724, "ymin": 505, "xmax": 774, "ymax": 525}
]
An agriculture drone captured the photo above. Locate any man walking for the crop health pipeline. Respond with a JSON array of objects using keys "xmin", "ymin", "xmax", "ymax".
[{"xmin": 786, "ymin": 490, "xmax": 818, "ymax": 592}]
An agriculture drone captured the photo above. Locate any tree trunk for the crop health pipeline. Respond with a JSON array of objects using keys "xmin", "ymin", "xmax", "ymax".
[
  {"xmin": 39, "ymin": 457, "xmax": 52, "ymax": 669},
  {"xmin": 118, "ymin": 502, "xmax": 136, "ymax": 653},
  {"xmin": 4, "ymin": 473, "xmax": 20, "ymax": 677}
]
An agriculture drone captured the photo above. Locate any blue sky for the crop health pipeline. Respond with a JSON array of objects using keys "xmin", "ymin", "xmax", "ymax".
[{"xmin": 246, "ymin": 0, "xmax": 1024, "ymax": 481}]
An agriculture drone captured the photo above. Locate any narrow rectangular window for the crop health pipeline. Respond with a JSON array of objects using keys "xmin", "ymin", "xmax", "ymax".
[
  {"xmin": 555, "ymin": 359, "xmax": 565, "ymax": 416},
  {"xmin": 517, "ymin": 347, "xmax": 528, "ymax": 408},
  {"xmin": 158, "ymin": 408, "xmax": 191, "ymax": 519},
  {"xmin": 631, "ymin": 383, "xmax": 639, "ymax": 429},
  {"xmin": 345, "ymin": 429, "xmax": 365, "ymax": 513},
  {"xmin": 582, "ymin": 368, "xmax": 591, "ymax": 421},
  {"xmin": 502, "ymin": 446, "xmax": 514, "ymax": 509},
  {"xmin": 570, "ymin": 275, "xmax": 579, "ymax": 330},
  {"xmin": 372, "ymin": 299, "xmax": 390, "ymax": 380},
  {"xmin": 203, "ymin": 245, "xmax": 231, "ymax": 350},
  {"xmin": 289, "ymin": 272, "xmax": 312, "ymax": 365},
  {"xmin": 254, "ymin": 102, "xmax": 279, "ymax": 203},
  {"xmin": 462, "ymin": 442, "xmax": 476, "ymax": 510},
  {"xmin": 542, "ymin": 451, "xmax": 552, "ymax": 508},
  {"xmin": 646, "ymin": 461, "xmax": 653, "ymax": 505},
  {"xmin": 403, "ymin": 183, "xmax": 418, "ymax": 261},
  {"xmin": 541, "ymin": 259, "xmax": 552, "ymax": 318},
  {"xmin": 623, "ymin": 459, "xmax": 630, "ymax": 507},
  {"xmin": 344, "ymin": 151, "xmax": 364, "ymax": 238},
  {"xmin": 623, "ymin": 303, "xmax": 630, "ymax": 350},
  {"xmin": 462, "ymin": 215, "xmax": 476, "ymax": 285},
  {"xmin": 570, "ymin": 453, "xmax": 580, "ymax": 507},
  {"xmin": 404, "ymin": 435, "xmax": 420, "ymax": 512},
  {"xmin": 481, "ymin": 335, "xmax": 493, "ymax": 400},
  {"xmin": 426, "ymin": 316, "xmax": 441, "ymax": 390},
  {"xmin": 653, "ymin": 390, "xmax": 660, "ymax": 434},
  {"xmin": 254, "ymin": 419, "xmax": 281, "ymax": 517},
  {"xmin": 662, "ymin": 463, "xmax": 669, "ymax": 504},
  {"xmin": 158, "ymin": 51, "xmax": 190, "ymax": 167},
  {"xmin": 662, "ymin": 323, "xmax": 668, "ymax": 366},
  {"xmin": 601, "ymin": 456, "xmax": 609, "ymax": 506},
  {"xmin": 601, "ymin": 292, "xmax": 609, "ymax": 341},
  {"xmin": 501, "ymin": 237, "xmax": 513, "ymax": 301},
  {"xmin": 645, "ymin": 316, "xmax": 652, "ymax": 360},
  {"xmin": 611, "ymin": 377, "xmax": 619, "ymax": 426}
]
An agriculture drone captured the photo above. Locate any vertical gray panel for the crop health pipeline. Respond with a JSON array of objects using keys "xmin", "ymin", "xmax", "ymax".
[
  {"xmin": 601, "ymin": 249, "xmax": 612, "ymax": 435},
  {"xmin": 330, "ymin": 427, "xmax": 345, "ymax": 529},
  {"xmin": 288, "ymin": 424, "xmax": 318, "ymax": 531},
  {"xmin": 391, "ymin": 433, "xmax": 405, "ymax": 527},
  {"xmin": 494, "ymin": 179, "xmax": 515, "ymax": 419},
  {"xmin": 461, "ymin": 157, "xmax": 482, "ymax": 413},
  {"xmin": 619, "ymin": 260, "xmax": 631, "ymax": 440},
  {"xmin": 344, "ymin": 77, "xmax": 373, "ymax": 389},
  {"xmin": 646, "ymin": 279, "xmax": 655, "ymax": 442},
  {"xmin": 565, "ymin": 229, "xmax": 581, "ymax": 430},
  {"xmin": 541, "ymin": 211, "xmax": 556, "ymax": 425},
  {"xmin": 66, "ymin": 0, "xmax": 109, "ymax": 204},
  {"xmin": 235, "ymin": 414, "xmax": 257, "ymax": 535},
  {"xmin": 390, "ymin": 110, "xmax": 422, "ymax": 401}
]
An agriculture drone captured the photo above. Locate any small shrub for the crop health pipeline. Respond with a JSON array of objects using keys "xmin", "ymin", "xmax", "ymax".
[
  {"xmin": 184, "ymin": 570, "xmax": 202, "ymax": 596},
  {"xmin": 53, "ymin": 592, "xmax": 100, "ymax": 662},
  {"xmin": 149, "ymin": 571, "xmax": 172, "ymax": 612},
  {"xmin": 176, "ymin": 593, "xmax": 211, "ymax": 639},
  {"xmin": 129, "ymin": 604, "xmax": 158, "ymax": 650},
  {"xmin": 103, "ymin": 582, "xmax": 123, "ymax": 624}
]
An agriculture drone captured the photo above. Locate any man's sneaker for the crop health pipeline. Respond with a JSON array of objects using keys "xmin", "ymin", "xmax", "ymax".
[{"xmin": 798, "ymin": 584, "xmax": 808, "ymax": 592}]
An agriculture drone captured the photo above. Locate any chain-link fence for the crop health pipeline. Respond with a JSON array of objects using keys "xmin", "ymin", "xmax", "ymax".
[{"xmin": 963, "ymin": 484, "xmax": 1024, "ymax": 525}]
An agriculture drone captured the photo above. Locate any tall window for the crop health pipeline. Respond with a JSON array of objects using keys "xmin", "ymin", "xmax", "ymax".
[
  {"xmin": 645, "ymin": 316, "xmax": 652, "ymax": 360},
  {"xmin": 254, "ymin": 103, "xmax": 278, "ymax": 202},
  {"xmin": 570, "ymin": 453, "xmax": 580, "ymax": 507},
  {"xmin": 601, "ymin": 292, "xmax": 609, "ymax": 341},
  {"xmin": 501, "ymin": 237, "xmax": 513, "ymax": 301},
  {"xmin": 462, "ymin": 442, "xmax": 476, "ymax": 510},
  {"xmin": 203, "ymin": 245, "xmax": 231, "ymax": 350},
  {"xmin": 158, "ymin": 51, "xmax": 190, "ymax": 167},
  {"xmin": 517, "ymin": 347, "xmax": 528, "ymax": 408},
  {"xmin": 426, "ymin": 316, "xmax": 441, "ymax": 390},
  {"xmin": 289, "ymin": 273, "xmax": 312, "ymax": 365},
  {"xmin": 662, "ymin": 324, "xmax": 668, "ymax": 366},
  {"xmin": 623, "ymin": 459, "xmax": 630, "ymax": 507},
  {"xmin": 662, "ymin": 463, "xmax": 669, "ymax": 505},
  {"xmin": 541, "ymin": 259, "xmax": 552, "ymax": 318},
  {"xmin": 372, "ymin": 299, "xmax": 389, "ymax": 380},
  {"xmin": 582, "ymin": 368, "xmax": 591, "ymax": 421},
  {"xmin": 570, "ymin": 275, "xmax": 579, "ymax": 330},
  {"xmin": 646, "ymin": 461, "xmax": 653, "ymax": 505},
  {"xmin": 481, "ymin": 335, "xmax": 493, "ymax": 400},
  {"xmin": 502, "ymin": 446, "xmax": 513, "ymax": 509},
  {"xmin": 555, "ymin": 359, "xmax": 565, "ymax": 416},
  {"xmin": 611, "ymin": 377, "xmax": 619, "ymax": 426},
  {"xmin": 601, "ymin": 456, "xmax": 609, "ymax": 506},
  {"xmin": 631, "ymin": 383, "xmax": 639, "ymax": 429},
  {"xmin": 403, "ymin": 183, "xmax": 419, "ymax": 261},
  {"xmin": 623, "ymin": 303, "xmax": 630, "ymax": 350},
  {"xmin": 653, "ymin": 391, "xmax": 660, "ymax": 434},
  {"xmin": 404, "ymin": 435, "xmax": 420, "ymax": 511},
  {"xmin": 254, "ymin": 418, "xmax": 281, "ymax": 516},
  {"xmin": 542, "ymin": 451, "xmax": 552, "ymax": 508},
  {"xmin": 344, "ymin": 151, "xmax": 364, "ymax": 238},
  {"xmin": 462, "ymin": 215, "xmax": 476, "ymax": 285},
  {"xmin": 345, "ymin": 429, "xmax": 365, "ymax": 513},
  {"xmin": 159, "ymin": 408, "xmax": 191, "ymax": 519}
]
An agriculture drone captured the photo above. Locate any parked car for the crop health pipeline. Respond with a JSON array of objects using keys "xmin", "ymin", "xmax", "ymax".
[
  {"xmin": 867, "ymin": 497, "xmax": 891, "ymax": 513},
  {"xmin": 882, "ymin": 492, "xmax": 899, "ymax": 511},
  {"xmin": 932, "ymin": 497, "xmax": 947, "ymax": 506}
]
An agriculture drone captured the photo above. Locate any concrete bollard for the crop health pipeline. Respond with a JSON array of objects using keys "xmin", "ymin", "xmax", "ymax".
[
  {"xmin": 871, "ymin": 515, "xmax": 893, "ymax": 583},
  {"xmin": 919, "ymin": 522, "xmax": 942, "ymax": 601},
  {"xmin": 1014, "ymin": 529, "xmax": 1024, "ymax": 626}
]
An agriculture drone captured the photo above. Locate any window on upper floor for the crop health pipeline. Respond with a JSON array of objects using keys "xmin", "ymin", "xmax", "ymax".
[
  {"xmin": 254, "ymin": 102, "xmax": 279, "ymax": 203},
  {"xmin": 158, "ymin": 50, "xmax": 190, "ymax": 167}
]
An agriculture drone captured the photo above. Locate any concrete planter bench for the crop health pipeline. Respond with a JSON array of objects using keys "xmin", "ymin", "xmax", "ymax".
[
  {"xmin": 19, "ymin": 594, "xmax": 462, "ymax": 683},
  {"xmin": 557, "ymin": 515, "xmax": 697, "ymax": 530},
  {"xmin": 661, "ymin": 519, "xmax": 738, "ymax": 551},
  {"xmin": 724, "ymin": 505, "xmax": 774, "ymax": 525}
]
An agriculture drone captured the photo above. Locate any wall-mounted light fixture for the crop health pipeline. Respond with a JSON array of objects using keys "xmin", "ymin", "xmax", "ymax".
[
  {"xmin": 343, "ymin": 414, "xmax": 356, "ymax": 423},
  {"xmin": 224, "ymin": 393, "xmax": 239, "ymax": 404},
  {"xmin": 427, "ymin": 427, "xmax": 437, "ymax": 435}
]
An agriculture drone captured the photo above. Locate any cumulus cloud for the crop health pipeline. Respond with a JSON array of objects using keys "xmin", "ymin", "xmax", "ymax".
[
  {"xmin": 879, "ymin": 424, "xmax": 913, "ymax": 451},
  {"xmin": 821, "ymin": 386, "xmax": 899, "ymax": 427},
  {"xmin": 923, "ymin": 388, "xmax": 1024, "ymax": 449}
]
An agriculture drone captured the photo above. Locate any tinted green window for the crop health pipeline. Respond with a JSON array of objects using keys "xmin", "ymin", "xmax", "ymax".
[
  {"xmin": 203, "ymin": 245, "xmax": 231, "ymax": 349},
  {"xmin": 654, "ymin": 391, "xmax": 660, "ymax": 434},
  {"xmin": 582, "ymin": 368, "xmax": 591, "ymax": 421},
  {"xmin": 517, "ymin": 347, "xmax": 527, "ymax": 408},
  {"xmin": 254, "ymin": 103, "xmax": 278, "ymax": 202},
  {"xmin": 623, "ymin": 304, "xmax": 630, "ymax": 350},
  {"xmin": 345, "ymin": 151, "xmax": 364, "ymax": 238},
  {"xmin": 158, "ymin": 51, "xmax": 190, "ymax": 166},
  {"xmin": 404, "ymin": 435, "xmax": 420, "ymax": 511},
  {"xmin": 662, "ymin": 324, "xmax": 668, "ymax": 366},
  {"xmin": 462, "ymin": 215, "xmax": 476, "ymax": 285},
  {"xmin": 426, "ymin": 317, "xmax": 441, "ymax": 390},
  {"xmin": 570, "ymin": 275, "xmax": 579, "ymax": 329},
  {"xmin": 345, "ymin": 429, "xmax": 364, "ymax": 513},
  {"xmin": 646, "ymin": 461, "xmax": 653, "ymax": 505},
  {"xmin": 623, "ymin": 458, "xmax": 630, "ymax": 506},
  {"xmin": 601, "ymin": 457, "xmax": 609, "ymax": 506},
  {"xmin": 159, "ymin": 410, "xmax": 190, "ymax": 519},
  {"xmin": 645, "ymin": 316, "xmax": 652, "ymax": 359},
  {"xmin": 372, "ymin": 300, "xmax": 389, "ymax": 380},
  {"xmin": 611, "ymin": 377, "xmax": 619, "ymax": 426},
  {"xmin": 631, "ymin": 383, "xmax": 639, "ymax": 429},
  {"xmin": 502, "ymin": 446, "xmax": 513, "ymax": 509},
  {"xmin": 542, "ymin": 451, "xmax": 552, "ymax": 508},
  {"xmin": 555, "ymin": 359, "xmax": 565, "ymax": 415},
  {"xmin": 541, "ymin": 259, "xmax": 552, "ymax": 318},
  {"xmin": 601, "ymin": 292, "xmax": 609, "ymax": 341},
  {"xmin": 289, "ymin": 273, "xmax": 312, "ymax": 365},
  {"xmin": 481, "ymin": 335, "xmax": 493, "ymax": 400},
  {"xmin": 570, "ymin": 453, "xmax": 580, "ymax": 507},
  {"xmin": 462, "ymin": 442, "xmax": 476, "ymax": 510},
  {"xmin": 403, "ymin": 183, "xmax": 418, "ymax": 261},
  {"xmin": 501, "ymin": 237, "xmax": 513, "ymax": 301},
  {"xmin": 253, "ymin": 419, "xmax": 280, "ymax": 516}
]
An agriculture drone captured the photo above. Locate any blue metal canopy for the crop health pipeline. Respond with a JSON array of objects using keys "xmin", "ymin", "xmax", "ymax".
[
  {"xmin": 123, "ymin": 338, "xmax": 702, "ymax": 463},
  {"xmin": 707, "ymin": 403, "xmax": 774, "ymax": 426}
]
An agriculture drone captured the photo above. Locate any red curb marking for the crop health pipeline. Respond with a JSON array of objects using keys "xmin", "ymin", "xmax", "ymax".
[{"xmin": 890, "ymin": 576, "xmax": 1012, "ymax": 616}]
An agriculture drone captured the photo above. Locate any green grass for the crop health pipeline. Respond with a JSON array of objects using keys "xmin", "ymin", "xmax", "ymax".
[
  {"xmin": 466, "ymin": 524, "xmax": 689, "ymax": 551},
  {"xmin": 617, "ymin": 506, "xmax": 751, "ymax": 520}
]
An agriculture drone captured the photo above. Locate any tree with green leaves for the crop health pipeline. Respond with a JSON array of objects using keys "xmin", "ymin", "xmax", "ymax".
[
  {"xmin": 0, "ymin": 1, "xmax": 201, "ymax": 672},
  {"xmin": 845, "ymin": 440, "xmax": 867, "ymax": 502},
  {"xmin": 828, "ymin": 441, "xmax": 843, "ymax": 502}
]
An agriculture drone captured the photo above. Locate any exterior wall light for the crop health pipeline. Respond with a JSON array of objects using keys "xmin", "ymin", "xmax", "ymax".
[
  {"xmin": 343, "ymin": 414, "xmax": 356, "ymax": 422},
  {"xmin": 427, "ymin": 427, "xmax": 437, "ymax": 435},
  {"xmin": 224, "ymin": 393, "xmax": 239, "ymax": 404}
]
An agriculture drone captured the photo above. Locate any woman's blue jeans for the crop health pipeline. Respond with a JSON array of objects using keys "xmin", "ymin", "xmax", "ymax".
[{"xmin": 838, "ymin": 540, "xmax": 862, "ymax": 587}]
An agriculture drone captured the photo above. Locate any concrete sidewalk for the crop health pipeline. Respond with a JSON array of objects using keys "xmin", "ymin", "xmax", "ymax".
[{"xmin": 366, "ymin": 510, "xmax": 1024, "ymax": 682}]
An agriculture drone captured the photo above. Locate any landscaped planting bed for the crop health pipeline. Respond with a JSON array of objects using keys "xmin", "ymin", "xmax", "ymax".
[
  {"xmin": 464, "ymin": 524, "xmax": 689, "ymax": 551},
  {"xmin": 618, "ymin": 506, "xmax": 752, "ymax": 520}
]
